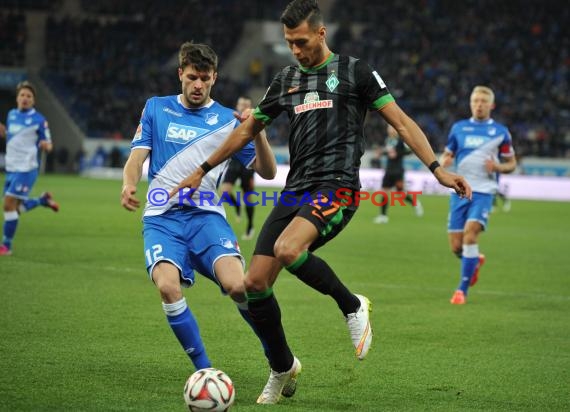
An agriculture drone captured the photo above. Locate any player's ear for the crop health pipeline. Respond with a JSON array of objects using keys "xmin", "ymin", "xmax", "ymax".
[
  {"xmin": 178, "ymin": 67, "xmax": 183, "ymax": 81},
  {"xmin": 212, "ymin": 72, "xmax": 218, "ymax": 84},
  {"xmin": 319, "ymin": 25, "xmax": 326, "ymax": 41}
]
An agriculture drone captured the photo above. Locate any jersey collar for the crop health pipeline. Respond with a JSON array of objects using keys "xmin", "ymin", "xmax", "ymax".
[
  {"xmin": 469, "ymin": 117, "xmax": 494, "ymax": 125},
  {"xmin": 299, "ymin": 52, "xmax": 335, "ymax": 73},
  {"xmin": 18, "ymin": 108, "xmax": 36, "ymax": 115},
  {"xmin": 177, "ymin": 95, "xmax": 215, "ymax": 110}
]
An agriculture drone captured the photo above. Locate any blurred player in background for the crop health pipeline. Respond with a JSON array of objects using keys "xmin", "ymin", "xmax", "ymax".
[
  {"xmin": 121, "ymin": 42, "xmax": 275, "ymax": 370},
  {"xmin": 172, "ymin": 0, "xmax": 471, "ymax": 404},
  {"xmin": 373, "ymin": 124, "xmax": 423, "ymax": 223},
  {"xmin": 220, "ymin": 96, "xmax": 257, "ymax": 240},
  {"xmin": 0, "ymin": 81, "xmax": 59, "ymax": 256},
  {"xmin": 440, "ymin": 85, "xmax": 517, "ymax": 304}
]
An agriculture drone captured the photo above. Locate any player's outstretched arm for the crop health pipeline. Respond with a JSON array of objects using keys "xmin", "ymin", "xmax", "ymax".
[
  {"xmin": 0, "ymin": 122, "xmax": 6, "ymax": 138},
  {"xmin": 169, "ymin": 116, "xmax": 266, "ymax": 197},
  {"xmin": 121, "ymin": 148, "xmax": 149, "ymax": 211},
  {"xmin": 379, "ymin": 102, "xmax": 471, "ymax": 199}
]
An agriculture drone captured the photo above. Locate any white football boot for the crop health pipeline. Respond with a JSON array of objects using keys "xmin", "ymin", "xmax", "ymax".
[
  {"xmin": 257, "ymin": 357, "xmax": 302, "ymax": 404},
  {"xmin": 346, "ymin": 294, "xmax": 373, "ymax": 360}
]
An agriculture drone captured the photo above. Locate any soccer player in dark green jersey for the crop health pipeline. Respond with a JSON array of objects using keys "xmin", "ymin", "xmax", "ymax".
[{"xmin": 172, "ymin": 0, "xmax": 471, "ymax": 404}]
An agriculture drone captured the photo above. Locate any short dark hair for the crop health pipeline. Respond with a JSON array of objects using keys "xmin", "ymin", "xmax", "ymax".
[
  {"xmin": 16, "ymin": 80, "xmax": 36, "ymax": 97},
  {"xmin": 280, "ymin": 0, "xmax": 322, "ymax": 29},
  {"xmin": 178, "ymin": 42, "xmax": 218, "ymax": 72}
]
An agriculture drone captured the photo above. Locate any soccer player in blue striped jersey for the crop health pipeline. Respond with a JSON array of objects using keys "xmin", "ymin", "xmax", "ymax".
[
  {"xmin": 121, "ymin": 43, "xmax": 276, "ymax": 371},
  {"xmin": 0, "ymin": 81, "xmax": 59, "ymax": 256},
  {"xmin": 440, "ymin": 86, "xmax": 517, "ymax": 304}
]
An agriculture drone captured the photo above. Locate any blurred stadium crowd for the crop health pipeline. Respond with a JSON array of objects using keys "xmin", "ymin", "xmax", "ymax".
[{"xmin": 1, "ymin": 0, "xmax": 569, "ymax": 158}]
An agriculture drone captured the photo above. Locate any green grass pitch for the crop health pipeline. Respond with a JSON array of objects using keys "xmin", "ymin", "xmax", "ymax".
[{"xmin": 0, "ymin": 175, "xmax": 568, "ymax": 411}]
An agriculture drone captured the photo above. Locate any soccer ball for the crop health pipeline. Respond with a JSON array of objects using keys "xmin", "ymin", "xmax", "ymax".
[{"xmin": 183, "ymin": 368, "xmax": 235, "ymax": 411}]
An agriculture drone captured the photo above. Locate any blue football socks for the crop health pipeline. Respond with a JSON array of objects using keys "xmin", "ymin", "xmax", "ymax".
[
  {"xmin": 458, "ymin": 244, "xmax": 480, "ymax": 294},
  {"xmin": 21, "ymin": 197, "xmax": 41, "ymax": 212},
  {"xmin": 2, "ymin": 211, "xmax": 19, "ymax": 249},
  {"xmin": 162, "ymin": 298, "xmax": 211, "ymax": 370}
]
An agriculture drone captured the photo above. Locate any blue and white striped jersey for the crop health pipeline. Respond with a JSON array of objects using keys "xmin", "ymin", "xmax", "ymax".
[
  {"xmin": 446, "ymin": 118, "xmax": 515, "ymax": 194},
  {"xmin": 132, "ymin": 95, "xmax": 255, "ymax": 217},
  {"xmin": 5, "ymin": 108, "xmax": 51, "ymax": 172}
]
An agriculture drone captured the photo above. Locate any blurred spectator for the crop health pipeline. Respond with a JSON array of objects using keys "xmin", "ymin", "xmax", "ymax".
[
  {"xmin": 332, "ymin": 0, "xmax": 570, "ymax": 157},
  {"xmin": 0, "ymin": 10, "xmax": 26, "ymax": 66},
  {"xmin": 90, "ymin": 146, "xmax": 107, "ymax": 168},
  {"xmin": 23, "ymin": 0, "xmax": 569, "ymax": 159}
]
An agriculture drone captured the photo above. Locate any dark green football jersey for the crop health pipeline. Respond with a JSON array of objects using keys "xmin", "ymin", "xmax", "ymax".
[{"xmin": 253, "ymin": 53, "xmax": 394, "ymax": 191}]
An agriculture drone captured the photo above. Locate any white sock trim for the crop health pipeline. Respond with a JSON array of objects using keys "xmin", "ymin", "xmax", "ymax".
[
  {"xmin": 162, "ymin": 297, "xmax": 187, "ymax": 317},
  {"xmin": 462, "ymin": 244, "xmax": 479, "ymax": 258},
  {"xmin": 4, "ymin": 211, "xmax": 19, "ymax": 221}
]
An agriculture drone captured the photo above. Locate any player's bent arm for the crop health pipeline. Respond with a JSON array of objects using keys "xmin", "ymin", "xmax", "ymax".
[
  {"xmin": 439, "ymin": 150, "xmax": 454, "ymax": 168},
  {"xmin": 252, "ymin": 129, "xmax": 276, "ymax": 179},
  {"xmin": 495, "ymin": 155, "xmax": 517, "ymax": 174},
  {"xmin": 378, "ymin": 102, "xmax": 439, "ymax": 167},
  {"xmin": 123, "ymin": 148, "xmax": 149, "ymax": 186},
  {"xmin": 121, "ymin": 148, "xmax": 150, "ymax": 211}
]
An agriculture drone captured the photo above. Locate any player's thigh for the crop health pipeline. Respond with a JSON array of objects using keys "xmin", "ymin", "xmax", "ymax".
[
  {"xmin": 254, "ymin": 202, "xmax": 300, "ymax": 257},
  {"xmin": 447, "ymin": 193, "xmax": 470, "ymax": 232},
  {"xmin": 214, "ymin": 255, "xmax": 246, "ymax": 298},
  {"xmin": 467, "ymin": 193, "xmax": 494, "ymax": 234},
  {"xmin": 273, "ymin": 216, "xmax": 320, "ymax": 264},
  {"xmin": 222, "ymin": 163, "xmax": 240, "ymax": 185},
  {"xmin": 143, "ymin": 215, "xmax": 194, "ymax": 286},
  {"xmin": 240, "ymin": 170, "xmax": 255, "ymax": 193},
  {"xmin": 185, "ymin": 210, "xmax": 244, "ymax": 292},
  {"xmin": 382, "ymin": 173, "xmax": 399, "ymax": 189},
  {"xmin": 296, "ymin": 185, "xmax": 358, "ymax": 251},
  {"xmin": 466, "ymin": 193, "xmax": 494, "ymax": 231},
  {"xmin": 4, "ymin": 171, "xmax": 38, "ymax": 200}
]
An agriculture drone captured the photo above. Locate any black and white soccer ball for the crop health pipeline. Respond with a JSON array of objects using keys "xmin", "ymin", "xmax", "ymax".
[{"xmin": 183, "ymin": 368, "xmax": 235, "ymax": 411}]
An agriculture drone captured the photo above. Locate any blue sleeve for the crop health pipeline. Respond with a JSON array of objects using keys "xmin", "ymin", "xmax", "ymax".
[
  {"xmin": 131, "ymin": 98, "xmax": 153, "ymax": 149},
  {"xmin": 37, "ymin": 114, "xmax": 51, "ymax": 142},
  {"xmin": 233, "ymin": 141, "xmax": 256, "ymax": 169},
  {"xmin": 445, "ymin": 123, "xmax": 458, "ymax": 153}
]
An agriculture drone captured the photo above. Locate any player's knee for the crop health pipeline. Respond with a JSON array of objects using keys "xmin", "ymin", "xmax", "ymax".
[
  {"xmin": 224, "ymin": 279, "xmax": 246, "ymax": 300},
  {"xmin": 244, "ymin": 273, "xmax": 267, "ymax": 293},
  {"xmin": 157, "ymin": 283, "xmax": 181, "ymax": 302},
  {"xmin": 273, "ymin": 240, "xmax": 300, "ymax": 267},
  {"xmin": 3, "ymin": 197, "xmax": 18, "ymax": 212},
  {"xmin": 153, "ymin": 274, "xmax": 182, "ymax": 302}
]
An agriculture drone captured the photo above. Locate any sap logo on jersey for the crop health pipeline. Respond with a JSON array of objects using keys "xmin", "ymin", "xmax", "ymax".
[
  {"xmin": 464, "ymin": 135, "xmax": 486, "ymax": 148},
  {"xmin": 165, "ymin": 122, "xmax": 209, "ymax": 144}
]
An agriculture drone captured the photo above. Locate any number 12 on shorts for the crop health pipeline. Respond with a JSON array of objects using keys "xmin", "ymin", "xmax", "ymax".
[{"xmin": 145, "ymin": 244, "xmax": 164, "ymax": 266}]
